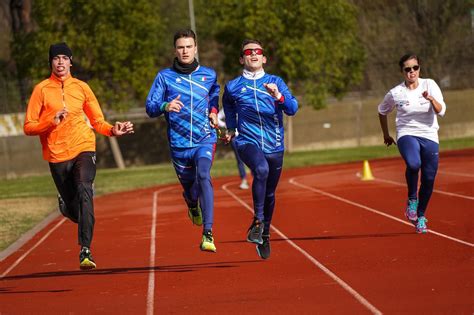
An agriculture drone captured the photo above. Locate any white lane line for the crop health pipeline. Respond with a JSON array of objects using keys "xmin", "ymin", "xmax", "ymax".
[
  {"xmin": 221, "ymin": 182, "xmax": 383, "ymax": 315},
  {"xmin": 147, "ymin": 187, "xmax": 174, "ymax": 315},
  {"xmin": 0, "ymin": 217, "xmax": 67, "ymax": 279},
  {"xmin": 372, "ymin": 176, "xmax": 474, "ymax": 200},
  {"xmin": 289, "ymin": 177, "xmax": 474, "ymax": 248},
  {"xmin": 355, "ymin": 169, "xmax": 474, "ymax": 200},
  {"xmin": 438, "ymin": 170, "xmax": 474, "ymax": 178}
]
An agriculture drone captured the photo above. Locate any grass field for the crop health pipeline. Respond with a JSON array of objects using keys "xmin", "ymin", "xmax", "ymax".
[{"xmin": 0, "ymin": 136, "xmax": 473, "ymax": 251}]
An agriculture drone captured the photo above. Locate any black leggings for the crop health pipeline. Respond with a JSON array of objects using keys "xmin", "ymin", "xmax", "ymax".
[{"xmin": 49, "ymin": 152, "xmax": 96, "ymax": 248}]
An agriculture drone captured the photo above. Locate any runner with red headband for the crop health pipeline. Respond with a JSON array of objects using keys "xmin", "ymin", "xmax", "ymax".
[{"xmin": 222, "ymin": 39, "xmax": 298, "ymax": 259}]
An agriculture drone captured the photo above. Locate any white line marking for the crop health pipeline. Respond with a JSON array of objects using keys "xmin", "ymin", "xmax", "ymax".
[
  {"xmin": 289, "ymin": 177, "xmax": 474, "ymax": 248},
  {"xmin": 0, "ymin": 217, "xmax": 66, "ymax": 279},
  {"xmin": 147, "ymin": 187, "xmax": 174, "ymax": 315},
  {"xmin": 438, "ymin": 170, "xmax": 474, "ymax": 178},
  {"xmin": 372, "ymin": 176, "xmax": 474, "ymax": 200},
  {"xmin": 221, "ymin": 182, "xmax": 383, "ymax": 315}
]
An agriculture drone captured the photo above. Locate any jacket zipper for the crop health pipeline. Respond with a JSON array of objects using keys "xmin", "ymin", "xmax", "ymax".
[
  {"xmin": 189, "ymin": 74, "xmax": 193, "ymax": 147},
  {"xmin": 253, "ymin": 79, "xmax": 264, "ymax": 148},
  {"xmin": 61, "ymin": 81, "xmax": 66, "ymax": 109}
]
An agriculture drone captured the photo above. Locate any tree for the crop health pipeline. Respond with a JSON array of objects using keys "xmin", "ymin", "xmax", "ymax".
[
  {"xmin": 355, "ymin": 0, "xmax": 473, "ymax": 91},
  {"xmin": 11, "ymin": 0, "xmax": 167, "ymax": 111},
  {"xmin": 197, "ymin": 0, "xmax": 365, "ymax": 109}
]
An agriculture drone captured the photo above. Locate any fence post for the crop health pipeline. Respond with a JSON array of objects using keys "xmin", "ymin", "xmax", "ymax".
[
  {"xmin": 1, "ymin": 137, "xmax": 9, "ymax": 178},
  {"xmin": 356, "ymin": 91, "xmax": 363, "ymax": 147},
  {"xmin": 108, "ymin": 137, "xmax": 125, "ymax": 169}
]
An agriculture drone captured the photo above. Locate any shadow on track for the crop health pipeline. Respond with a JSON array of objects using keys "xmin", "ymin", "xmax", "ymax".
[
  {"xmin": 221, "ymin": 231, "xmax": 414, "ymax": 244},
  {"xmin": 0, "ymin": 259, "xmax": 262, "ymax": 281}
]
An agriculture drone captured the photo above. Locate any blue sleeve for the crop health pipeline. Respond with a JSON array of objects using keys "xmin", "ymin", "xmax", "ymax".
[
  {"xmin": 222, "ymin": 84, "xmax": 237, "ymax": 130},
  {"xmin": 277, "ymin": 78, "xmax": 298, "ymax": 116},
  {"xmin": 209, "ymin": 74, "xmax": 220, "ymax": 113},
  {"xmin": 146, "ymin": 72, "xmax": 167, "ymax": 118}
]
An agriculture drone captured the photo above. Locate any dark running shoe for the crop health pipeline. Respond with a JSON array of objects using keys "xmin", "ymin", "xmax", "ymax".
[
  {"xmin": 256, "ymin": 235, "xmax": 271, "ymax": 259},
  {"xmin": 247, "ymin": 218, "xmax": 264, "ymax": 244},
  {"xmin": 58, "ymin": 195, "xmax": 78, "ymax": 223},
  {"xmin": 79, "ymin": 247, "xmax": 96, "ymax": 270}
]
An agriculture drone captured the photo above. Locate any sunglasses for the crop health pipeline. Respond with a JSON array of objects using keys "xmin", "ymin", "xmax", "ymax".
[
  {"xmin": 242, "ymin": 48, "xmax": 264, "ymax": 56},
  {"xmin": 403, "ymin": 65, "xmax": 420, "ymax": 73}
]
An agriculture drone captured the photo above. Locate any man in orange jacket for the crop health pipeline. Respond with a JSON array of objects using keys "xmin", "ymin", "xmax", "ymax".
[{"xmin": 24, "ymin": 42, "xmax": 134, "ymax": 270}]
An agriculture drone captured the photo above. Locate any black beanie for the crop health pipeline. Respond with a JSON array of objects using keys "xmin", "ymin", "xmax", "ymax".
[{"xmin": 49, "ymin": 42, "xmax": 72, "ymax": 66}]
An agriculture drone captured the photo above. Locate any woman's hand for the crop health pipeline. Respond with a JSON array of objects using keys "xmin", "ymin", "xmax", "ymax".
[{"xmin": 383, "ymin": 135, "xmax": 396, "ymax": 146}]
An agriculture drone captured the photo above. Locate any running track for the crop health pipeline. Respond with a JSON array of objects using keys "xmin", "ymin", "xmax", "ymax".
[{"xmin": 1, "ymin": 149, "xmax": 473, "ymax": 314}]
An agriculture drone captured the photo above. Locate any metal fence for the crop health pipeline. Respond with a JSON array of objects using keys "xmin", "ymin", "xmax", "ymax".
[
  {"xmin": 1, "ymin": 89, "xmax": 473, "ymax": 178},
  {"xmin": 288, "ymin": 89, "xmax": 474, "ymax": 152}
]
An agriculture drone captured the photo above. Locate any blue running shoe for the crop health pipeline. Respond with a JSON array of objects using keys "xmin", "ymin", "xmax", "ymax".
[
  {"xmin": 405, "ymin": 199, "xmax": 418, "ymax": 225},
  {"xmin": 416, "ymin": 216, "xmax": 428, "ymax": 234}
]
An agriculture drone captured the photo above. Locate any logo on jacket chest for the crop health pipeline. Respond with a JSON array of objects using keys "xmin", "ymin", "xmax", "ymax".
[{"xmin": 175, "ymin": 76, "xmax": 207, "ymax": 83}]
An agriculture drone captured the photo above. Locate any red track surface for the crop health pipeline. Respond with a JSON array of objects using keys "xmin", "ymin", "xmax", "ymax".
[{"xmin": 1, "ymin": 149, "xmax": 473, "ymax": 314}]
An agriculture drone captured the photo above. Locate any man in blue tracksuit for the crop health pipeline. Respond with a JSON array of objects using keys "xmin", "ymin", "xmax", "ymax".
[
  {"xmin": 146, "ymin": 29, "xmax": 219, "ymax": 252},
  {"xmin": 223, "ymin": 39, "xmax": 298, "ymax": 259}
]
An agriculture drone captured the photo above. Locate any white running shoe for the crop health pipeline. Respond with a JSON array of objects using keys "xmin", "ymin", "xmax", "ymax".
[{"xmin": 239, "ymin": 179, "xmax": 249, "ymax": 190}]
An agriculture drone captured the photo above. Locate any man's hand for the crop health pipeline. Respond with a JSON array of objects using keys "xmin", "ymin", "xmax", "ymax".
[
  {"xmin": 224, "ymin": 129, "xmax": 236, "ymax": 144},
  {"xmin": 166, "ymin": 95, "xmax": 184, "ymax": 112},
  {"xmin": 53, "ymin": 108, "xmax": 68, "ymax": 125},
  {"xmin": 263, "ymin": 83, "xmax": 282, "ymax": 100},
  {"xmin": 112, "ymin": 121, "xmax": 134, "ymax": 136},
  {"xmin": 209, "ymin": 112, "xmax": 218, "ymax": 128}
]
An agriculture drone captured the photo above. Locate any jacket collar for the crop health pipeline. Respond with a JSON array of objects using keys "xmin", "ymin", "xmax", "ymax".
[
  {"xmin": 50, "ymin": 73, "xmax": 73, "ymax": 85},
  {"xmin": 242, "ymin": 69, "xmax": 265, "ymax": 80}
]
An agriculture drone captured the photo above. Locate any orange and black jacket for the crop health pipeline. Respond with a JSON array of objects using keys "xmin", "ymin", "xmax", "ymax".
[{"xmin": 24, "ymin": 73, "xmax": 114, "ymax": 163}]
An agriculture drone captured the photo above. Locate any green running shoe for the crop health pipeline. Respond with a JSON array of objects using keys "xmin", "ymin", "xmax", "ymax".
[
  {"xmin": 183, "ymin": 193, "xmax": 202, "ymax": 226},
  {"xmin": 200, "ymin": 230, "xmax": 216, "ymax": 252},
  {"xmin": 187, "ymin": 204, "xmax": 203, "ymax": 226}
]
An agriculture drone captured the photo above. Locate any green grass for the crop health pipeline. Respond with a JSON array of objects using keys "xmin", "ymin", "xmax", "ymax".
[
  {"xmin": 0, "ymin": 136, "xmax": 472, "ymax": 251},
  {"xmin": 0, "ymin": 197, "xmax": 56, "ymax": 250},
  {"xmin": 1, "ymin": 136, "xmax": 473, "ymax": 200}
]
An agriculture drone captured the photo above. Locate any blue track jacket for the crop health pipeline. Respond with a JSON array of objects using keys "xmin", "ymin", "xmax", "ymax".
[
  {"xmin": 223, "ymin": 72, "xmax": 298, "ymax": 154},
  {"xmin": 146, "ymin": 65, "xmax": 220, "ymax": 149}
]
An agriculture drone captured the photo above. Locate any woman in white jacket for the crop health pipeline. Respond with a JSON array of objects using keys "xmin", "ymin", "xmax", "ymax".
[{"xmin": 378, "ymin": 53, "xmax": 446, "ymax": 234}]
